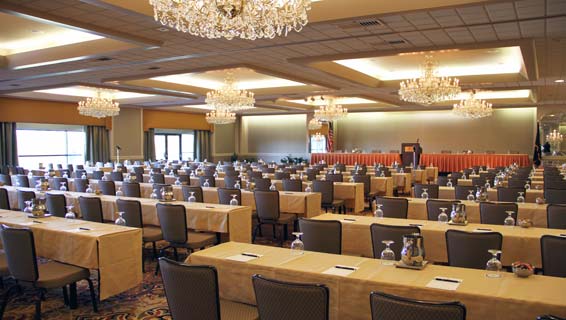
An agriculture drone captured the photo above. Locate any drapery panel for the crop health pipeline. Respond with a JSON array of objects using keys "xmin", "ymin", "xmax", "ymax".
[
  {"xmin": 143, "ymin": 128, "xmax": 156, "ymax": 161},
  {"xmin": 0, "ymin": 122, "xmax": 18, "ymax": 168},
  {"xmin": 194, "ymin": 130, "xmax": 211, "ymax": 161},
  {"xmin": 85, "ymin": 125, "xmax": 110, "ymax": 163}
]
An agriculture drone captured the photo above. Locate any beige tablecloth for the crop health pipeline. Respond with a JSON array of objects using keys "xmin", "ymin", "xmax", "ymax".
[
  {"xmin": 0, "ymin": 209, "xmax": 142, "ymax": 300},
  {"xmin": 187, "ymin": 242, "xmax": 566, "ymax": 320},
  {"xmin": 391, "ymin": 173, "xmax": 412, "ymax": 193},
  {"xmin": 458, "ymin": 179, "xmax": 544, "ymax": 189},
  {"xmin": 436, "ymin": 186, "xmax": 543, "ymax": 204}
]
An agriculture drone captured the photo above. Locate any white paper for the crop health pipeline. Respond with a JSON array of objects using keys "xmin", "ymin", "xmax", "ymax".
[
  {"xmin": 225, "ymin": 254, "xmax": 260, "ymax": 262},
  {"xmin": 65, "ymin": 228, "xmax": 90, "ymax": 233},
  {"xmin": 473, "ymin": 228, "xmax": 493, "ymax": 233},
  {"xmin": 340, "ymin": 219, "xmax": 356, "ymax": 224},
  {"xmin": 426, "ymin": 277, "xmax": 462, "ymax": 291},
  {"xmin": 322, "ymin": 265, "xmax": 358, "ymax": 277},
  {"xmin": 19, "ymin": 222, "xmax": 35, "ymax": 226}
]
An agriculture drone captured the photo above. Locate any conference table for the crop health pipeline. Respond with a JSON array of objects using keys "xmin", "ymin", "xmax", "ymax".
[
  {"xmin": 0, "ymin": 209, "xmax": 142, "ymax": 300},
  {"xmin": 187, "ymin": 242, "xmax": 566, "ymax": 320},
  {"xmin": 456, "ymin": 178, "xmax": 544, "ymax": 189},
  {"xmin": 313, "ymin": 214, "xmax": 564, "ymax": 267},
  {"xmin": 436, "ymin": 186, "xmax": 543, "ymax": 203}
]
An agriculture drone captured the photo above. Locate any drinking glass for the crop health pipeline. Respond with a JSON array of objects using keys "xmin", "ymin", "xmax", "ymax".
[
  {"xmin": 349, "ymin": 176, "xmax": 355, "ymax": 183},
  {"xmin": 290, "ymin": 232, "xmax": 304, "ymax": 255},
  {"xmin": 438, "ymin": 207, "xmax": 449, "ymax": 223},
  {"xmin": 524, "ymin": 181, "xmax": 531, "ymax": 190},
  {"xmin": 148, "ymin": 175, "xmax": 155, "ymax": 184},
  {"xmin": 421, "ymin": 188, "xmax": 429, "ymax": 199},
  {"xmin": 467, "ymin": 190, "xmax": 475, "ymax": 201},
  {"xmin": 380, "ymin": 240, "xmax": 395, "ymax": 265},
  {"xmin": 516, "ymin": 192, "xmax": 525, "ymax": 203},
  {"xmin": 65, "ymin": 205, "xmax": 76, "ymax": 219},
  {"xmin": 213, "ymin": 172, "xmax": 219, "ymax": 178},
  {"xmin": 101, "ymin": 175, "xmax": 108, "ymax": 181},
  {"xmin": 374, "ymin": 204, "xmax": 384, "ymax": 218},
  {"xmin": 234, "ymin": 181, "xmax": 241, "ymax": 189},
  {"xmin": 63, "ymin": 173, "xmax": 69, "ymax": 179},
  {"xmin": 229, "ymin": 194, "xmax": 239, "ymax": 206},
  {"xmin": 23, "ymin": 200, "xmax": 33, "ymax": 214},
  {"xmin": 380, "ymin": 171, "xmax": 385, "ymax": 177},
  {"xmin": 486, "ymin": 249, "xmax": 502, "ymax": 278},
  {"xmin": 86, "ymin": 184, "xmax": 94, "ymax": 193},
  {"xmin": 484, "ymin": 181, "xmax": 491, "ymax": 189},
  {"xmin": 305, "ymin": 183, "xmax": 312, "ymax": 193},
  {"xmin": 504, "ymin": 211, "xmax": 515, "ymax": 226},
  {"xmin": 115, "ymin": 212, "xmax": 126, "ymax": 226},
  {"xmin": 203, "ymin": 179, "xmax": 210, "ymax": 188},
  {"xmin": 116, "ymin": 187, "xmax": 124, "ymax": 197},
  {"xmin": 174, "ymin": 177, "xmax": 182, "ymax": 186},
  {"xmin": 188, "ymin": 192, "xmax": 196, "ymax": 203},
  {"xmin": 81, "ymin": 173, "xmax": 87, "ymax": 180},
  {"xmin": 269, "ymin": 183, "xmax": 277, "ymax": 191},
  {"xmin": 150, "ymin": 189, "xmax": 159, "ymax": 199},
  {"xmin": 446, "ymin": 178, "xmax": 453, "ymax": 188},
  {"xmin": 59, "ymin": 182, "xmax": 67, "ymax": 191}
]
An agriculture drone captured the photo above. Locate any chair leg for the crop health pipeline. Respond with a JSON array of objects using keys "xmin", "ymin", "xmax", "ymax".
[
  {"xmin": 283, "ymin": 224, "xmax": 288, "ymax": 241},
  {"xmin": 256, "ymin": 216, "xmax": 263, "ymax": 237},
  {"xmin": 62, "ymin": 286, "xmax": 69, "ymax": 306},
  {"xmin": 272, "ymin": 225, "xmax": 276, "ymax": 239},
  {"xmin": 34, "ymin": 289, "xmax": 43, "ymax": 320},
  {"xmin": 278, "ymin": 225, "xmax": 284, "ymax": 247},
  {"xmin": 252, "ymin": 223, "xmax": 260, "ymax": 243},
  {"xmin": 152, "ymin": 242, "xmax": 158, "ymax": 260},
  {"xmin": 86, "ymin": 278, "xmax": 98, "ymax": 312},
  {"xmin": 69, "ymin": 283, "xmax": 78, "ymax": 309},
  {"xmin": 173, "ymin": 247, "xmax": 179, "ymax": 261}
]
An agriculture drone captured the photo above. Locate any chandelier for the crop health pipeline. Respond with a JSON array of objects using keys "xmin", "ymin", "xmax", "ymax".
[
  {"xmin": 205, "ymin": 107, "xmax": 236, "ymax": 125},
  {"xmin": 307, "ymin": 117, "xmax": 322, "ymax": 130},
  {"xmin": 399, "ymin": 55, "xmax": 461, "ymax": 105},
  {"xmin": 312, "ymin": 132, "xmax": 323, "ymax": 142},
  {"xmin": 547, "ymin": 129, "xmax": 563, "ymax": 143},
  {"xmin": 149, "ymin": 0, "xmax": 312, "ymax": 40},
  {"xmin": 77, "ymin": 89, "xmax": 120, "ymax": 118},
  {"xmin": 453, "ymin": 91, "xmax": 493, "ymax": 119},
  {"xmin": 205, "ymin": 73, "xmax": 255, "ymax": 111},
  {"xmin": 313, "ymin": 98, "xmax": 348, "ymax": 122}
]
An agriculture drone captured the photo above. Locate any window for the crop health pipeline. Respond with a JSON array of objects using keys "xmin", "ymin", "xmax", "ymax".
[
  {"xmin": 16, "ymin": 124, "xmax": 86, "ymax": 169},
  {"xmin": 154, "ymin": 131, "xmax": 194, "ymax": 161},
  {"xmin": 310, "ymin": 135, "xmax": 327, "ymax": 153}
]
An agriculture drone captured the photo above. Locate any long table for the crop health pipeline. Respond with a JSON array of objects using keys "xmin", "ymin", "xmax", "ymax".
[
  {"xmin": 0, "ymin": 209, "xmax": 142, "ymax": 300},
  {"xmin": 435, "ymin": 186, "xmax": 543, "ymax": 204},
  {"xmin": 313, "ymin": 214, "xmax": 564, "ymax": 267},
  {"xmin": 187, "ymin": 242, "xmax": 566, "ymax": 320}
]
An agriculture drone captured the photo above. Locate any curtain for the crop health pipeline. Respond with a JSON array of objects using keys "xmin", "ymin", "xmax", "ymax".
[
  {"xmin": 144, "ymin": 128, "xmax": 156, "ymax": 161},
  {"xmin": 194, "ymin": 130, "xmax": 211, "ymax": 162},
  {"xmin": 533, "ymin": 122, "xmax": 541, "ymax": 166},
  {"xmin": 0, "ymin": 122, "xmax": 18, "ymax": 169},
  {"xmin": 85, "ymin": 125, "xmax": 110, "ymax": 163},
  {"xmin": 326, "ymin": 121, "xmax": 334, "ymax": 153}
]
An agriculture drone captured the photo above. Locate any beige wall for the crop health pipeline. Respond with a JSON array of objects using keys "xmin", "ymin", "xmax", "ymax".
[
  {"xmin": 212, "ymin": 123, "xmax": 237, "ymax": 161},
  {"xmin": 335, "ymin": 108, "xmax": 537, "ymax": 154},
  {"xmin": 110, "ymin": 107, "xmax": 143, "ymax": 161}
]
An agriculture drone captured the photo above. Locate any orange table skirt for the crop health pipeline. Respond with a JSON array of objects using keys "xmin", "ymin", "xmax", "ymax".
[
  {"xmin": 421, "ymin": 154, "xmax": 531, "ymax": 172},
  {"xmin": 311, "ymin": 153, "xmax": 401, "ymax": 166}
]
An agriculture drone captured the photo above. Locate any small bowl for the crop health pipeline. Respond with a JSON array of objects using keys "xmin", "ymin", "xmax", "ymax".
[
  {"xmin": 535, "ymin": 197, "xmax": 546, "ymax": 205},
  {"xmin": 512, "ymin": 263, "xmax": 534, "ymax": 278},
  {"xmin": 518, "ymin": 219, "xmax": 533, "ymax": 228}
]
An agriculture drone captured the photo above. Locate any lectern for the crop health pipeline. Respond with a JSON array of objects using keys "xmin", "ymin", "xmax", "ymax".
[{"xmin": 401, "ymin": 143, "xmax": 421, "ymax": 168}]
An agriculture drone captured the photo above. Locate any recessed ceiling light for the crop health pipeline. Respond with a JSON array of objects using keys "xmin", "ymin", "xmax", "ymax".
[
  {"xmin": 550, "ymin": 114, "xmax": 555, "ymax": 117},
  {"xmin": 157, "ymin": 27, "xmax": 169, "ymax": 32},
  {"xmin": 555, "ymin": 79, "xmax": 565, "ymax": 83}
]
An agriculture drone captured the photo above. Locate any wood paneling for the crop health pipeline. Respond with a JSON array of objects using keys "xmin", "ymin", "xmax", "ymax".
[{"xmin": 142, "ymin": 109, "xmax": 212, "ymax": 131}]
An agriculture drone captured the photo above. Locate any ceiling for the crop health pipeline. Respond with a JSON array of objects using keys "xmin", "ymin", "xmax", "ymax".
[{"xmin": 0, "ymin": 0, "xmax": 564, "ymax": 115}]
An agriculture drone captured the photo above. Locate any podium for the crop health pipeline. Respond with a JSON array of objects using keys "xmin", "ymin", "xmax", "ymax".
[{"xmin": 401, "ymin": 143, "xmax": 421, "ymax": 168}]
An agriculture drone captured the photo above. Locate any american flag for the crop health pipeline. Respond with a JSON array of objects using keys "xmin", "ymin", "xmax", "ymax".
[{"xmin": 326, "ymin": 121, "xmax": 334, "ymax": 153}]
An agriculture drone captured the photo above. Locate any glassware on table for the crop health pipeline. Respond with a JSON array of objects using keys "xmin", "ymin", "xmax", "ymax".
[
  {"xmin": 461, "ymin": 173, "xmax": 466, "ymax": 180},
  {"xmin": 203, "ymin": 179, "xmax": 210, "ymax": 188},
  {"xmin": 290, "ymin": 232, "xmax": 304, "ymax": 255},
  {"xmin": 188, "ymin": 192, "xmax": 196, "ymax": 203},
  {"xmin": 421, "ymin": 188, "xmax": 429, "ymax": 199},
  {"xmin": 446, "ymin": 178, "xmax": 453, "ymax": 188},
  {"xmin": 150, "ymin": 189, "xmax": 159, "ymax": 199},
  {"xmin": 269, "ymin": 183, "xmax": 277, "ymax": 191},
  {"xmin": 65, "ymin": 205, "xmax": 76, "ymax": 219},
  {"xmin": 174, "ymin": 177, "xmax": 182, "ymax": 186},
  {"xmin": 101, "ymin": 175, "xmax": 108, "ymax": 181},
  {"xmin": 305, "ymin": 183, "xmax": 312, "ymax": 193},
  {"xmin": 229, "ymin": 194, "xmax": 239, "ymax": 206},
  {"xmin": 516, "ymin": 192, "xmax": 525, "ymax": 203},
  {"xmin": 213, "ymin": 171, "xmax": 219, "ymax": 178},
  {"xmin": 466, "ymin": 190, "xmax": 475, "ymax": 201},
  {"xmin": 524, "ymin": 181, "xmax": 531, "ymax": 190},
  {"xmin": 86, "ymin": 184, "xmax": 94, "ymax": 194},
  {"xmin": 23, "ymin": 200, "xmax": 33, "ymax": 214},
  {"xmin": 81, "ymin": 173, "xmax": 87, "ymax": 180},
  {"xmin": 484, "ymin": 181, "xmax": 491, "ymax": 189},
  {"xmin": 349, "ymin": 176, "xmax": 355, "ymax": 183},
  {"xmin": 59, "ymin": 182, "xmax": 67, "ymax": 191},
  {"xmin": 380, "ymin": 171, "xmax": 385, "ymax": 177},
  {"xmin": 504, "ymin": 211, "xmax": 516, "ymax": 226},
  {"xmin": 63, "ymin": 173, "xmax": 69, "ymax": 179},
  {"xmin": 438, "ymin": 207, "xmax": 449, "ymax": 223},
  {"xmin": 148, "ymin": 175, "xmax": 155, "ymax": 184},
  {"xmin": 486, "ymin": 249, "xmax": 502, "ymax": 278},
  {"xmin": 234, "ymin": 181, "xmax": 241, "ymax": 189},
  {"xmin": 116, "ymin": 187, "xmax": 124, "ymax": 197},
  {"xmin": 374, "ymin": 203, "xmax": 384, "ymax": 218},
  {"xmin": 115, "ymin": 212, "xmax": 126, "ymax": 226},
  {"xmin": 380, "ymin": 240, "xmax": 395, "ymax": 265}
]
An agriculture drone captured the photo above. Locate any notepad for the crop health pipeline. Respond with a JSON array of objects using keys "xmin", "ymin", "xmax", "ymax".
[
  {"xmin": 322, "ymin": 265, "xmax": 358, "ymax": 277},
  {"xmin": 340, "ymin": 219, "xmax": 356, "ymax": 224},
  {"xmin": 426, "ymin": 277, "xmax": 462, "ymax": 291},
  {"xmin": 473, "ymin": 228, "xmax": 493, "ymax": 233},
  {"xmin": 65, "ymin": 228, "xmax": 90, "ymax": 233},
  {"xmin": 225, "ymin": 253, "xmax": 263, "ymax": 262}
]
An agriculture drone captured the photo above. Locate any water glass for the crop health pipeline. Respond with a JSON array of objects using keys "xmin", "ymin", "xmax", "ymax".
[
  {"xmin": 380, "ymin": 240, "xmax": 395, "ymax": 265},
  {"xmin": 446, "ymin": 179, "xmax": 453, "ymax": 188},
  {"xmin": 290, "ymin": 232, "xmax": 304, "ymax": 255},
  {"xmin": 438, "ymin": 207, "xmax": 449, "ymax": 223},
  {"xmin": 305, "ymin": 183, "xmax": 312, "ymax": 193},
  {"xmin": 60, "ymin": 182, "xmax": 67, "ymax": 191},
  {"xmin": 175, "ymin": 177, "xmax": 182, "ymax": 186},
  {"xmin": 229, "ymin": 194, "xmax": 239, "ymax": 206},
  {"xmin": 466, "ymin": 190, "xmax": 475, "ymax": 201},
  {"xmin": 486, "ymin": 249, "xmax": 502, "ymax": 278},
  {"xmin": 516, "ymin": 192, "xmax": 525, "ymax": 203},
  {"xmin": 203, "ymin": 179, "xmax": 210, "ymax": 188},
  {"xmin": 65, "ymin": 205, "xmax": 76, "ymax": 219},
  {"xmin": 421, "ymin": 188, "xmax": 429, "ymax": 199},
  {"xmin": 115, "ymin": 212, "xmax": 126, "ymax": 226},
  {"xmin": 504, "ymin": 211, "xmax": 515, "ymax": 226},
  {"xmin": 116, "ymin": 187, "xmax": 124, "ymax": 197},
  {"xmin": 188, "ymin": 192, "xmax": 196, "ymax": 203},
  {"xmin": 150, "ymin": 189, "xmax": 159, "ymax": 199},
  {"xmin": 86, "ymin": 184, "xmax": 94, "ymax": 193},
  {"xmin": 374, "ymin": 204, "xmax": 384, "ymax": 218},
  {"xmin": 269, "ymin": 183, "xmax": 277, "ymax": 191}
]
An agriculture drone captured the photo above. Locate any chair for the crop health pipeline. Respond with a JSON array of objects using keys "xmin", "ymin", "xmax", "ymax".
[
  {"xmin": 92, "ymin": 171, "xmax": 104, "ymax": 180},
  {"xmin": 151, "ymin": 173, "xmax": 166, "ymax": 184},
  {"xmin": 30, "ymin": 176, "xmax": 45, "ymax": 188},
  {"xmin": 497, "ymin": 187, "xmax": 525, "ymax": 202},
  {"xmin": 334, "ymin": 163, "xmax": 346, "ymax": 172},
  {"xmin": 98, "ymin": 180, "xmax": 116, "ymax": 196},
  {"xmin": 507, "ymin": 178, "xmax": 528, "ymax": 188},
  {"xmin": 479, "ymin": 202, "xmax": 518, "ymax": 225},
  {"xmin": 282, "ymin": 179, "xmax": 302, "ymax": 192},
  {"xmin": 436, "ymin": 176, "xmax": 448, "ymax": 186},
  {"xmin": 369, "ymin": 291, "xmax": 466, "ymax": 320},
  {"xmin": 78, "ymin": 196, "xmax": 104, "ymax": 223},
  {"xmin": 0, "ymin": 226, "xmax": 97, "ymax": 319},
  {"xmin": 218, "ymin": 188, "xmax": 241, "ymax": 205},
  {"xmin": 159, "ymin": 258, "xmax": 258, "ymax": 320},
  {"xmin": 156, "ymin": 203, "xmax": 216, "ymax": 261},
  {"xmin": 17, "ymin": 190, "xmax": 35, "ymax": 211},
  {"xmin": 325, "ymin": 173, "xmax": 343, "ymax": 183},
  {"xmin": 471, "ymin": 177, "xmax": 486, "ymax": 187},
  {"xmin": 547, "ymin": 204, "xmax": 566, "ymax": 229},
  {"xmin": 375, "ymin": 197, "xmax": 408, "ymax": 219},
  {"xmin": 0, "ymin": 174, "xmax": 12, "ymax": 186},
  {"xmin": 253, "ymin": 178, "xmax": 272, "ymax": 191},
  {"xmin": 199, "ymin": 175, "xmax": 216, "ymax": 187},
  {"xmin": 116, "ymin": 199, "xmax": 162, "ymax": 263},
  {"xmin": 426, "ymin": 200, "xmax": 459, "ymax": 221},
  {"xmin": 274, "ymin": 172, "xmax": 291, "ymax": 180},
  {"xmin": 353, "ymin": 174, "xmax": 377, "ymax": 206},
  {"xmin": 450, "ymin": 172, "xmax": 463, "ymax": 182},
  {"xmin": 313, "ymin": 180, "xmax": 345, "ymax": 214},
  {"xmin": 45, "ymin": 193, "xmax": 66, "ymax": 218},
  {"xmin": 252, "ymin": 274, "xmax": 328, "ymax": 320},
  {"xmin": 545, "ymin": 189, "xmax": 566, "ymax": 205},
  {"xmin": 224, "ymin": 176, "xmax": 241, "ymax": 189},
  {"xmin": 298, "ymin": 218, "xmax": 341, "ymax": 254},
  {"xmin": 445, "ymin": 230, "xmax": 502, "ymax": 269},
  {"xmin": 540, "ymin": 235, "xmax": 566, "ymax": 278},
  {"xmin": 0, "ymin": 188, "xmax": 10, "ymax": 210},
  {"xmin": 122, "ymin": 182, "xmax": 141, "ymax": 198},
  {"xmin": 182, "ymin": 186, "xmax": 204, "ymax": 203},
  {"xmin": 50, "ymin": 177, "xmax": 68, "ymax": 191},
  {"xmin": 261, "ymin": 167, "xmax": 275, "ymax": 174},
  {"xmin": 370, "ymin": 223, "xmax": 420, "ymax": 259},
  {"xmin": 252, "ymin": 190, "xmax": 297, "ymax": 246},
  {"xmin": 109, "ymin": 171, "xmax": 123, "ymax": 182},
  {"xmin": 454, "ymin": 185, "xmax": 475, "ymax": 200},
  {"xmin": 74, "ymin": 178, "xmax": 89, "ymax": 193},
  {"xmin": 13, "ymin": 175, "xmax": 30, "ymax": 188},
  {"xmin": 248, "ymin": 171, "xmax": 262, "ymax": 180},
  {"xmin": 414, "ymin": 184, "xmax": 439, "ymax": 199}
]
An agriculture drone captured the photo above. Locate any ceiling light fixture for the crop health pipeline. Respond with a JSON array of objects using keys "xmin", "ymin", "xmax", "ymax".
[
  {"xmin": 77, "ymin": 89, "xmax": 120, "ymax": 118},
  {"xmin": 555, "ymin": 79, "xmax": 565, "ymax": 83},
  {"xmin": 205, "ymin": 72, "xmax": 255, "ymax": 111},
  {"xmin": 313, "ymin": 97, "xmax": 348, "ymax": 122},
  {"xmin": 307, "ymin": 117, "xmax": 322, "ymax": 130},
  {"xmin": 399, "ymin": 55, "xmax": 461, "ymax": 105},
  {"xmin": 452, "ymin": 90, "xmax": 493, "ymax": 119},
  {"xmin": 149, "ymin": 0, "xmax": 312, "ymax": 40},
  {"xmin": 205, "ymin": 107, "xmax": 236, "ymax": 125}
]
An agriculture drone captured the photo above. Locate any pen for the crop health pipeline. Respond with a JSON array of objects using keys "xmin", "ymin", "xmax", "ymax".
[
  {"xmin": 343, "ymin": 218, "xmax": 356, "ymax": 221},
  {"xmin": 32, "ymin": 220, "xmax": 43, "ymax": 224},
  {"xmin": 241, "ymin": 253, "xmax": 259, "ymax": 258},
  {"xmin": 409, "ymin": 224, "xmax": 423, "ymax": 227},
  {"xmin": 476, "ymin": 228, "xmax": 492, "ymax": 231},
  {"xmin": 79, "ymin": 227, "xmax": 91, "ymax": 231},
  {"xmin": 434, "ymin": 277, "xmax": 461, "ymax": 283},
  {"xmin": 335, "ymin": 265, "xmax": 356, "ymax": 271}
]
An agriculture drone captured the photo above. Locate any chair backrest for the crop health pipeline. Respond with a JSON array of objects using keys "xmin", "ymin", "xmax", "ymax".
[
  {"xmin": 334, "ymin": 163, "xmax": 346, "ymax": 172},
  {"xmin": 50, "ymin": 177, "xmax": 68, "ymax": 191},
  {"xmin": 156, "ymin": 203, "xmax": 188, "ymax": 244},
  {"xmin": 116, "ymin": 199, "xmax": 143, "ymax": 228},
  {"xmin": 0, "ymin": 174, "xmax": 12, "ymax": 186},
  {"xmin": 248, "ymin": 171, "xmax": 262, "ymax": 180},
  {"xmin": 182, "ymin": 185, "xmax": 204, "ymax": 203},
  {"xmin": 17, "ymin": 190, "xmax": 36, "ymax": 210},
  {"xmin": 471, "ymin": 177, "xmax": 486, "ymax": 187},
  {"xmin": 547, "ymin": 204, "xmax": 566, "ymax": 229},
  {"xmin": 507, "ymin": 178, "xmax": 527, "ymax": 188},
  {"xmin": 74, "ymin": 178, "xmax": 89, "ymax": 193},
  {"xmin": 426, "ymin": 199, "xmax": 460, "ymax": 221},
  {"xmin": 110, "ymin": 171, "xmax": 124, "ymax": 182},
  {"xmin": 545, "ymin": 178, "xmax": 566, "ymax": 190},
  {"xmin": 454, "ymin": 185, "xmax": 475, "ymax": 200},
  {"xmin": 451, "ymin": 172, "xmax": 463, "ymax": 181},
  {"xmin": 313, "ymin": 180, "xmax": 334, "ymax": 205},
  {"xmin": 436, "ymin": 176, "xmax": 448, "ymax": 187},
  {"xmin": 274, "ymin": 172, "xmax": 291, "ymax": 180},
  {"xmin": 496, "ymin": 187, "xmax": 525, "ymax": 202},
  {"xmin": 14, "ymin": 175, "xmax": 30, "ymax": 188},
  {"xmin": 252, "ymin": 274, "xmax": 329, "ymax": 320},
  {"xmin": 282, "ymin": 179, "xmax": 302, "ymax": 192},
  {"xmin": 325, "ymin": 173, "xmax": 343, "ymax": 183},
  {"xmin": 0, "ymin": 226, "xmax": 39, "ymax": 282},
  {"xmin": 224, "ymin": 176, "xmax": 241, "ymax": 189},
  {"xmin": 152, "ymin": 173, "xmax": 166, "ymax": 184},
  {"xmin": 254, "ymin": 190, "xmax": 280, "ymax": 221},
  {"xmin": 299, "ymin": 218, "xmax": 341, "ymax": 254},
  {"xmin": 414, "ymin": 184, "xmax": 439, "ymax": 199},
  {"xmin": 253, "ymin": 178, "xmax": 271, "ymax": 191},
  {"xmin": 370, "ymin": 223, "xmax": 420, "ymax": 259},
  {"xmin": 199, "ymin": 175, "xmax": 216, "ymax": 187},
  {"xmin": 375, "ymin": 197, "xmax": 408, "ymax": 219},
  {"xmin": 0, "ymin": 188, "xmax": 10, "ymax": 210},
  {"xmin": 541, "ymin": 235, "xmax": 566, "ymax": 277},
  {"xmin": 92, "ymin": 171, "xmax": 104, "ymax": 180},
  {"xmin": 159, "ymin": 258, "xmax": 221, "ymax": 320},
  {"xmin": 479, "ymin": 202, "xmax": 518, "ymax": 225},
  {"xmin": 78, "ymin": 196, "xmax": 104, "ymax": 223},
  {"xmin": 217, "ymin": 188, "xmax": 241, "ymax": 205},
  {"xmin": 545, "ymin": 189, "xmax": 566, "ymax": 205},
  {"xmin": 370, "ymin": 291, "xmax": 466, "ymax": 320},
  {"xmin": 445, "ymin": 230, "xmax": 502, "ymax": 269},
  {"xmin": 352, "ymin": 174, "xmax": 371, "ymax": 196},
  {"xmin": 122, "ymin": 182, "xmax": 141, "ymax": 198},
  {"xmin": 99, "ymin": 180, "xmax": 116, "ymax": 196},
  {"xmin": 133, "ymin": 166, "xmax": 145, "ymax": 175},
  {"xmin": 45, "ymin": 193, "xmax": 66, "ymax": 217}
]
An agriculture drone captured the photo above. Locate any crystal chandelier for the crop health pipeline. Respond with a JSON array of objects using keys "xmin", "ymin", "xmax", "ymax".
[
  {"xmin": 77, "ymin": 89, "xmax": 120, "ymax": 118},
  {"xmin": 149, "ymin": 0, "xmax": 312, "ymax": 40},
  {"xmin": 313, "ymin": 98, "xmax": 348, "ymax": 122},
  {"xmin": 546, "ymin": 129, "xmax": 563, "ymax": 143},
  {"xmin": 312, "ymin": 132, "xmax": 323, "ymax": 142},
  {"xmin": 453, "ymin": 91, "xmax": 493, "ymax": 119},
  {"xmin": 205, "ymin": 73, "xmax": 255, "ymax": 111},
  {"xmin": 205, "ymin": 107, "xmax": 236, "ymax": 125},
  {"xmin": 307, "ymin": 117, "xmax": 322, "ymax": 130},
  {"xmin": 399, "ymin": 55, "xmax": 461, "ymax": 105}
]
